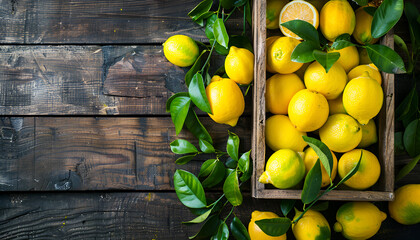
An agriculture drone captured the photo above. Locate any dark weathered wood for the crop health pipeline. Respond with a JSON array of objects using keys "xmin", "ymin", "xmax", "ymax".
[
  {"xmin": 0, "ymin": 117, "xmax": 251, "ymax": 191},
  {"xmin": 0, "ymin": 0, "xmax": 242, "ymax": 44}
]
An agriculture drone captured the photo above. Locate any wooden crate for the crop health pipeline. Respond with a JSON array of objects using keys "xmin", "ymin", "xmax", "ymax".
[{"xmin": 251, "ymin": 0, "xmax": 394, "ymax": 201}]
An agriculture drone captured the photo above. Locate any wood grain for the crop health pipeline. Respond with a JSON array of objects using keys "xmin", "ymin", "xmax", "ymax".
[{"xmin": 0, "ymin": 117, "xmax": 251, "ymax": 191}]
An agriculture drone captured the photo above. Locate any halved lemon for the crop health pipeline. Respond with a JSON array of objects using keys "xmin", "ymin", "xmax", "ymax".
[{"xmin": 279, "ymin": 0, "xmax": 319, "ymax": 40}]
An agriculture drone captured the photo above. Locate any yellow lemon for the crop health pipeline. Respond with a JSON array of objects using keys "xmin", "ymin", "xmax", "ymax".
[
  {"xmin": 328, "ymin": 46, "xmax": 359, "ymax": 73},
  {"xmin": 267, "ymin": 37, "xmax": 303, "ymax": 74},
  {"xmin": 348, "ymin": 64, "xmax": 382, "ymax": 85},
  {"xmin": 389, "ymin": 184, "xmax": 420, "ymax": 225},
  {"xmin": 225, "ymin": 46, "xmax": 254, "ymax": 85},
  {"xmin": 357, "ymin": 119, "xmax": 378, "ymax": 148},
  {"xmin": 320, "ymin": 0, "xmax": 356, "ymax": 42},
  {"xmin": 279, "ymin": 0, "xmax": 319, "ymax": 40},
  {"xmin": 259, "ymin": 149, "xmax": 306, "ymax": 189},
  {"xmin": 334, "ymin": 202, "xmax": 387, "ymax": 240},
  {"xmin": 338, "ymin": 149, "xmax": 381, "ymax": 190},
  {"xmin": 266, "ymin": 0, "xmax": 289, "ymax": 29},
  {"xmin": 319, "ymin": 114, "xmax": 362, "ymax": 153},
  {"xmin": 163, "ymin": 35, "xmax": 199, "ymax": 67},
  {"xmin": 328, "ymin": 94, "xmax": 346, "ymax": 115},
  {"xmin": 303, "ymin": 147, "xmax": 337, "ymax": 188},
  {"xmin": 266, "ymin": 115, "xmax": 308, "ymax": 152},
  {"xmin": 353, "ymin": 6, "xmax": 379, "ymax": 45},
  {"xmin": 288, "ymin": 89, "xmax": 329, "ymax": 132},
  {"xmin": 266, "ymin": 36, "xmax": 281, "ymax": 73},
  {"xmin": 292, "ymin": 209, "xmax": 331, "ymax": 240},
  {"xmin": 205, "ymin": 76, "xmax": 244, "ymax": 127},
  {"xmin": 249, "ymin": 211, "xmax": 287, "ymax": 240},
  {"xmin": 358, "ymin": 47, "xmax": 372, "ymax": 64},
  {"xmin": 266, "ymin": 73, "xmax": 305, "ymax": 114},
  {"xmin": 343, "ymin": 72, "xmax": 384, "ymax": 125},
  {"xmin": 304, "ymin": 61, "xmax": 347, "ymax": 100}
]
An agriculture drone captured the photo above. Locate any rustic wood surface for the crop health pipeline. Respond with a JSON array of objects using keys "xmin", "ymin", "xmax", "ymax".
[{"xmin": 0, "ymin": 0, "xmax": 419, "ymax": 239}]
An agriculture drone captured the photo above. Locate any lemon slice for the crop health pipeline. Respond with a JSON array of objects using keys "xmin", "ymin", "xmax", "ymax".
[{"xmin": 279, "ymin": 0, "xmax": 319, "ymax": 40}]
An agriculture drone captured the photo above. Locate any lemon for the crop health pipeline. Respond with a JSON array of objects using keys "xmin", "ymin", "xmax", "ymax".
[
  {"xmin": 163, "ymin": 35, "xmax": 199, "ymax": 67},
  {"xmin": 304, "ymin": 61, "xmax": 347, "ymax": 100},
  {"xmin": 266, "ymin": 0, "xmax": 289, "ymax": 29},
  {"xmin": 338, "ymin": 149, "xmax": 381, "ymax": 190},
  {"xmin": 334, "ymin": 202, "xmax": 387, "ymax": 240},
  {"xmin": 389, "ymin": 184, "xmax": 420, "ymax": 225},
  {"xmin": 320, "ymin": 0, "xmax": 356, "ymax": 42},
  {"xmin": 292, "ymin": 209, "xmax": 331, "ymax": 240},
  {"xmin": 259, "ymin": 149, "xmax": 305, "ymax": 189},
  {"xmin": 279, "ymin": 0, "xmax": 319, "ymax": 40},
  {"xmin": 266, "ymin": 115, "xmax": 308, "ymax": 152},
  {"xmin": 358, "ymin": 47, "xmax": 372, "ymax": 64},
  {"xmin": 266, "ymin": 36, "xmax": 281, "ymax": 73},
  {"xmin": 343, "ymin": 72, "xmax": 384, "ymax": 125},
  {"xmin": 348, "ymin": 64, "xmax": 382, "ymax": 85},
  {"xmin": 357, "ymin": 119, "xmax": 378, "ymax": 148},
  {"xmin": 319, "ymin": 114, "xmax": 362, "ymax": 153},
  {"xmin": 267, "ymin": 37, "xmax": 303, "ymax": 74},
  {"xmin": 249, "ymin": 211, "xmax": 287, "ymax": 240},
  {"xmin": 328, "ymin": 94, "xmax": 346, "ymax": 115},
  {"xmin": 288, "ymin": 89, "xmax": 329, "ymax": 132},
  {"xmin": 225, "ymin": 46, "xmax": 254, "ymax": 85},
  {"xmin": 328, "ymin": 46, "xmax": 359, "ymax": 73},
  {"xmin": 205, "ymin": 76, "xmax": 244, "ymax": 127},
  {"xmin": 266, "ymin": 73, "xmax": 305, "ymax": 114},
  {"xmin": 353, "ymin": 6, "xmax": 379, "ymax": 45},
  {"xmin": 303, "ymin": 147, "xmax": 337, "ymax": 188}
]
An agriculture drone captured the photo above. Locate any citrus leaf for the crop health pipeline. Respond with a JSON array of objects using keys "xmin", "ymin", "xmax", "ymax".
[
  {"xmin": 365, "ymin": 44, "xmax": 406, "ymax": 74},
  {"xmin": 170, "ymin": 139, "xmax": 198, "ymax": 154},
  {"xmin": 233, "ymin": 0, "xmax": 247, "ymax": 7},
  {"xmin": 211, "ymin": 39, "xmax": 230, "ymax": 55},
  {"xmin": 396, "ymin": 153, "xmax": 420, "ymax": 182},
  {"xmin": 281, "ymin": 20, "xmax": 319, "ymax": 45},
  {"xmin": 225, "ymin": 157, "xmax": 238, "ymax": 169},
  {"xmin": 313, "ymin": 50, "xmax": 340, "ymax": 73},
  {"xmin": 302, "ymin": 136, "xmax": 333, "ymax": 177},
  {"xmin": 223, "ymin": 170, "xmax": 242, "ymax": 206},
  {"xmin": 188, "ymin": 0, "xmax": 213, "ymax": 21},
  {"xmin": 230, "ymin": 217, "xmax": 251, "ymax": 240},
  {"xmin": 166, "ymin": 92, "xmax": 189, "ymax": 112},
  {"xmin": 199, "ymin": 159, "xmax": 218, "ymax": 178},
  {"xmin": 403, "ymin": 119, "xmax": 420, "ymax": 157},
  {"xmin": 291, "ymin": 41, "xmax": 318, "ymax": 63},
  {"xmin": 255, "ymin": 218, "xmax": 291, "ymax": 237},
  {"xmin": 238, "ymin": 150, "xmax": 252, "ymax": 182},
  {"xmin": 170, "ymin": 96, "xmax": 191, "ymax": 135},
  {"xmin": 353, "ymin": 0, "xmax": 368, "ymax": 6},
  {"xmin": 245, "ymin": 1, "xmax": 252, "ymax": 26},
  {"xmin": 189, "ymin": 73, "xmax": 212, "ymax": 113},
  {"xmin": 337, "ymin": 151, "xmax": 362, "ymax": 186},
  {"xmin": 220, "ymin": 0, "xmax": 235, "ymax": 10},
  {"xmin": 206, "ymin": 14, "xmax": 218, "ymax": 41},
  {"xmin": 174, "ymin": 169, "xmax": 207, "ymax": 208},
  {"xmin": 394, "ymin": 34, "xmax": 413, "ymax": 73},
  {"xmin": 301, "ymin": 159, "xmax": 322, "ymax": 204},
  {"xmin": 183, "ymin": 208, "xmax": 213, "ymax": 225},
  {"xmin": 227, "ymin": 131, "xmax": 240, "ymax": 161},
  {"xmin": 189, "ymin": 215, "xmax": 221, "ymax": 239},
  {"xmin": 311, "ymin": 201, "xmax": 329, "ymax": 212},
  {"xmin": 229, "ymin": 35, "xmax": 253, "ymax": 53},
  {"xmin": 395, "ymin": 131, "xmax": 406, "ymax": 155},
  {"xmin": 202, "ymin": 160, "xmax": 226, "ymax": 188},
  {"xmin": 331, "ymin": 34, "xmax": 356, "ymax": 50},
  {"xmin": 176, "ymin": 154, "xmax": 197, "ymax": 165},
  {"xmin": 371, "ymin": 0, "xmax": 404, "ymax": 38},
  {"xmin": 199, "ymin": 139, "xmax": 215, "ymax": 153},
  {"xmin": 185, "ymin": 109, "xmax": 213, "ymax": 144},
  {"xmin": 280, "ymin": 199, "xmax": 296, "ymax": 217},
  {"xmin": 214, "ymin": 18, "xmax": 229, "ymax": 49},
  {"xmin": 364, "ymin": 6, "xmax": 376, "ymax": 16},
  {"xmin": 186, "ymin": 51, "xmax": 207, "ymax": 86},
  {"xmin": 405, "ymin": 2, "xmax": 420, "ymax": 50},
  {"xmin": 396, "ymin": 87, "xmax": 418, "ymax": 121},
  {"xmin": 213, "ymin": 222, "xmax": 229, "ymax": 240}
]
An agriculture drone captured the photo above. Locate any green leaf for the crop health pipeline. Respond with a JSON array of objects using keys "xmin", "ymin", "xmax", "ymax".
[
  {"xmin": 212, "ymin": 222, "xmax": 229, "ymax": 240},
  {"xmin": 255, "ymin": 218, "xmax": 291, "ymax": 237},
  {"xmin": 195, "ymin": 12, "xmax": 215, "ymax": 23},
  {"xmin": 174, "ymin": 169, "xmax": 207, "ymax": 208},
  {"xmin": 183, "ymin": 208, "xmax": 213, "ymax": 225},
  {"xmin": 371, "ymin": 0, "xmax": 404, "ymax": 38},
  {"xmin": 225, "ymin": 157, "xmax": 238, "ymax": 169},
  {"xmin": 206, "ymin": 14, "xmax": 218, "ymax": 40},
  {"xmin": 353, "ymin": 0, "xmax": 368, "ymax": 6},
  {"xmin": 199, "ymin": 159, "xmax": 218, "ymax": 178},
  {"xmin": 186, "ymin": 51, "xmax": 208, "ymax": 86},
  {"xmin": 311, "ymin": 201, "xmax": 329, "ymax": 212},
  {"xmin": 395, "ymin": 131, "xmax": 406, "ymax": 155},
  {"xmin": 302, "ymin": 136, "xmax": 333, "ymax": 177},
  {"xmin": 245, "ymin": 1, "xmax": 252, "ymax": 26},
  {"xmin": 229, "ymin": 35, "xmax": 253, "ymax": 53},
  {"xmin": 337, "ymin": 151, "xmax": 363, "ymax": 186},
  {"xmin": 189, "ymin": 73, "xmax": 212, "ymax": 113},
  {"xmin": 202, "ymin": 160, "xmax": 226, "ymax": 188},
  {"xmin": 281, "ymin": 20, "xmax": 320, "ymax": 45},
  {"xmin": 227, "ymin": 131, "xmax": 240, "ymax": 161},
  {"xmin": 301, "ymin": 159, "xmax": 322, "ymax": 204},
  {"xmin": 185, "ymin": 109, "xmax": 213, "ymax": 144},
  {"xmin": 189, "ymin": 215, "xmax": 221, "ymax": 240},
  {"xmin": 205, "ymin": 72, "xmax": 212, "ymax": 86},
  {"xmin": 170, "ymin": 96, "xmax": 191, "ymax": 135},
  {"xmin": 234, "ymin": 0, "xmax": 247, "ymax": 7},
  {"xmin": 331, "ymin": 34, "xmax": 356, "ymax": 50},
  {"xmin": 221, "ymin": 0, "xmax": 235, "ymax": 10},
  {"xmin": 199, "ymin": 139, "xmax": 215, "ymax": 153},
  {"xmin": 188, "ymin": 0, "xmax": 213, "ymax": 21},
  {"xmin": 238, "ymin": 150, "xmax": 252, "ymax": 182},
  {"xmin": 223, "ymin": 170, "xmax": 242, "ymax": 206},
  {"xmin": 364, "ymin": 6, "xmax": 376, "ymax": 17},
  {"xmin": 170, "ymin": 139, "xmax": 198, "ymax": 154},
  {"xmin": 405, "ymin": 2, "xmax": 420, "ymax": 51},
  {"xmin": 213, "ymin": 18, "xmax": 229, "ymax": 48},
  {"xmin": 176, "ymin": 154, "xmax": 198, "ymax": 165},
  {"xmin": 291, "ymin": 41, "xmax": 318, "ymax": 63},
  {"xmin": 365, "ymin": 44, "xmax": 406, "ymax": 74},
  {"xmin": 396, "ymin": 153, "xmax": 420, "ymax": 182},
  {"xmin": 280, "ymin": 200, "xmax": 296, "ymax": 217},
  {"xmin": 230, "ymin": 217, "xmax": 251, "ymax": 240},
  {"xmin": 394, "ymin": 34, "xmax": 413, "ymax": 73},
  {"xmin": 211, "ymin": 39, "xmax": 230, "ymax": 55},
  {"xmin": 396, "ymin": 87, "xmax": 418, "ymax": 121},
  {"xmin": 166, "ymin": 92, "xmax": 189, "ymax": 112},
  {"xmin": 403, "ymin": 119, "xmax": 420, "ymax": 157},
  {"xmin": 313, "ymin": 50, "xmax": 340, "ymax": 73}
]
